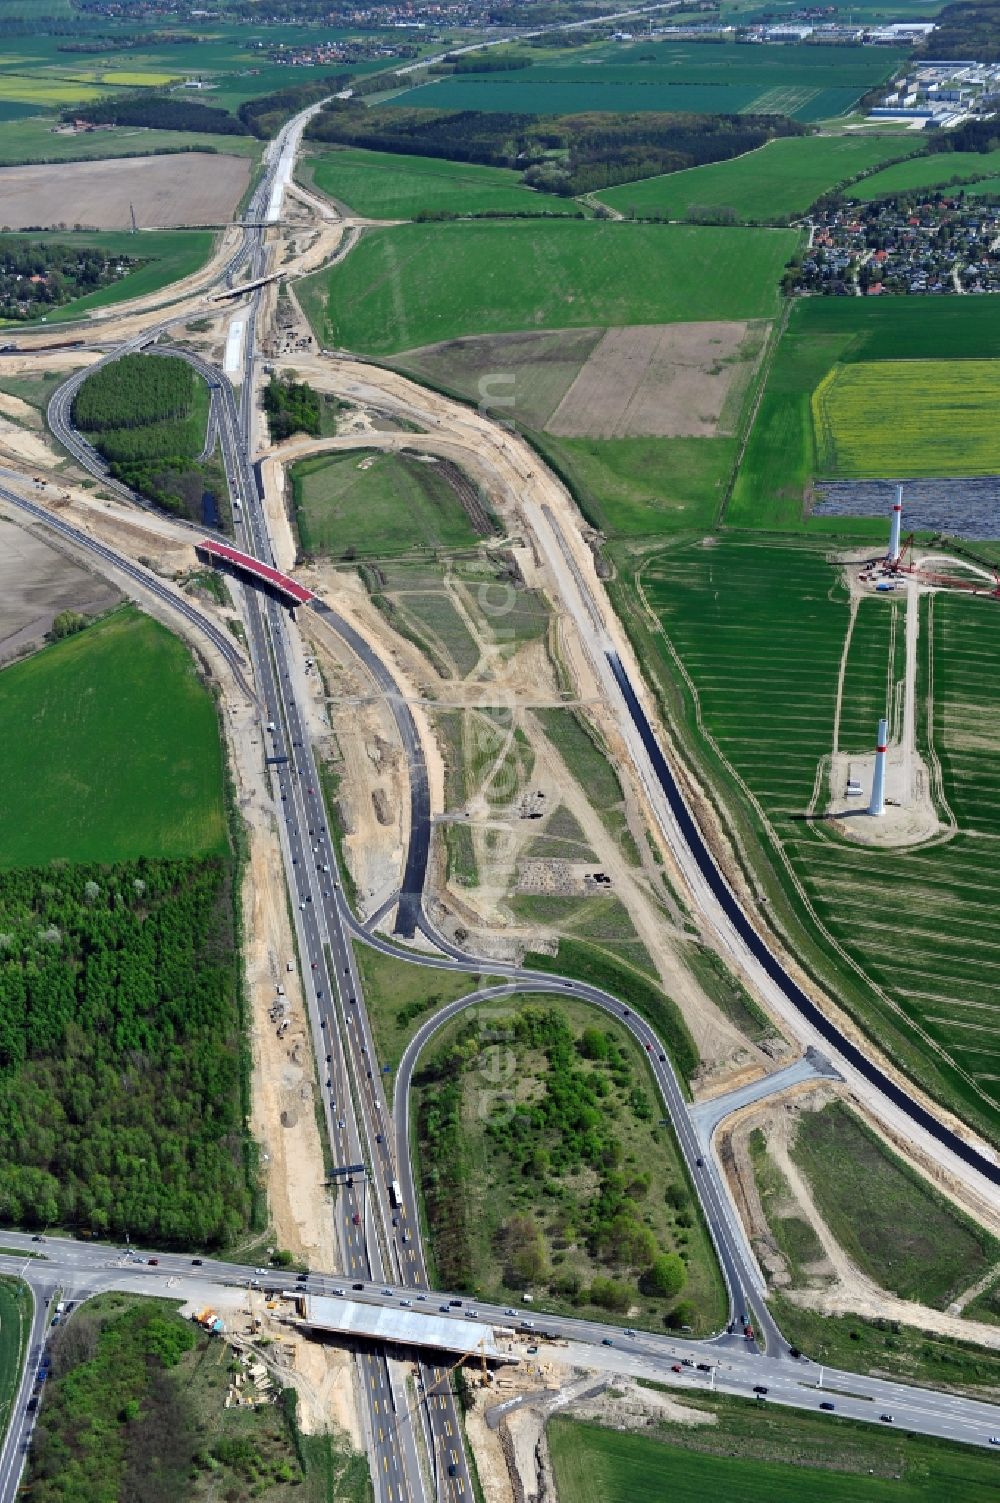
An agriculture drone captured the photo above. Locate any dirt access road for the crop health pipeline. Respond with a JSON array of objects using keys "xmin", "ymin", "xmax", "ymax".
[{"xmin": 282, "ymin": 350, "xmax": 1000, "ymax": 1231}]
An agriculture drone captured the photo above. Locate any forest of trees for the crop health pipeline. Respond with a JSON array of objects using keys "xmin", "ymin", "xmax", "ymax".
[
  {"xmin": 306, "ymin": 104, "xmax": 806, "ymax": 196},
  {"xmin": 73, "ymin": 353, "xmax": 195, "ymax": 432},
  {"xmin": 0, "ymin": 239, "xmax": 137, "ymax": 322},
  {"xmin": 25, "ymin": 1295, "xmax": 315, "ymax": 1503},
  {"xmin": 417, "ymin": 1007, "xmax": 692, "ymax": 1318},
  {"xmin": 237, "ymin": 73, "xmax": 350, "ymax": 140},
  {"xmin": 262, "ymin": 373, "xmax": 322, "ymax": 442},
  {"xmin": 63, "ymin": 94, "xmax": 246, "ymax": 135},
  {"xmin": 0, "ymin": 857, "xmax": 253, "ymax": 1247},
  {"xmin": 921, "ymin": 0, "xmax": 1000, "ymax": 61},
  {"xmin": 73, "ymin": 353, "xmax": 223, "ymax": 522}
]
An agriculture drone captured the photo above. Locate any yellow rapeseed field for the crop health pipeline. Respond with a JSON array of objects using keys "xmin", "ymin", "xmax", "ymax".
[
  {"xmin": 98, "ymin": 70, "xmax": 181, "ymax": 87},
  {"xmin": 0, "ymin": 76, "xmax": 105, "ymax": 104},
  {"xmin": 812, "ymin": 358, "xmax": 1000, "ymax": 477}
]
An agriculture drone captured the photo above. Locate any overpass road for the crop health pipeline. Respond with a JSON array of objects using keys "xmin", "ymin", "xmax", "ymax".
[
  {"xmin": 8, "ymin": 72, "xmax": 1000, "ymax": 1503},
  {"xmin": 0, "ymin": 1232, "xmax": 998, "ymax": 1461}
]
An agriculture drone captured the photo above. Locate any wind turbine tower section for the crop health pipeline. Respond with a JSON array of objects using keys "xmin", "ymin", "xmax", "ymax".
[
  {"xmin": 888, "ymin": 486, "xmax": 903, "ymax": 565},
  {"xmin": 869, "ymin": 718, "xmax": 888, "ymax": 817}
]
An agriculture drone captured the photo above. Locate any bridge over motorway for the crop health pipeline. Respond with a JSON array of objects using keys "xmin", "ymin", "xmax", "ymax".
[{"xmin": 197, "ymin": 538, "xmax": 314, "ymax": 605}]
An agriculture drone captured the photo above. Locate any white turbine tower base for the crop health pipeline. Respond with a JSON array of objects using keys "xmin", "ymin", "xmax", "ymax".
[
  {"xmin": 889, "ymin": 485, "xmax": 903, "ymax": 565},
  {"xmin": 870, "ymin": 717, "xmax": 888, "ymax": 817}
]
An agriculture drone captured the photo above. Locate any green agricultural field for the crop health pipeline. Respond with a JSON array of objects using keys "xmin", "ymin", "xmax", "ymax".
[
  {"xmin": 291, "ymin": 449, "xmax": 484, "ymax": 558},
  {"xmin": 599, "ymin": 134, "xmax": 915, "ymax": 224},
  {"xmin": 0, "ymin": 121, "xmax": 259, "ymax": 167},
  {"xmin": 812, "ymin": 359, "xmax": 1000, "ymax": 479},
  {"xmin": 4, "ymin": 229, "xmax": 216, "ymax": 323},
  {"xmin": 301, "ymin": 145, "xmax": 577, "ymax": 219},
  {"xmin": 0, "ymin": 606, "xmax": 227, "ymax": 866},
  {"xmin": 854, "ymin": 145, "xmax": 1000, "ymax": 199},
  {"xmin": 548, "ymin": 1409, "xmax": 1000, "ymax": 1503},
  {"xmin": 390, "ymin": 39, "xmax": 903, "ymax": 122},
  {"xmin": 297, "ymin": 221, "xmax": 797, "ymax": 355},
  {"xmin": 729, "ymin": 296, "xmax": 1000, "ymax": 531},
  {"xmin": 791, "ymin": 1103, "xmax": 997, "ymax": 1306},
  {"xmin": 625, "ymin": 539, "xmax": 1000, "ymax": 1144},
  {"xmin": 413, "ymin": 997, "xmax": 725, "ymax": 1330}
]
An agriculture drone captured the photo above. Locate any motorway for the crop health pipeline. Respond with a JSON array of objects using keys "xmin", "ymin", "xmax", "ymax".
[
  {"xmin": 4, "ymin": 72, "xmax": 1000, "ymax": 1503},
  {"xmin": 0, "ymin": 1231, "xmax": 999, "ymax": 1456}
]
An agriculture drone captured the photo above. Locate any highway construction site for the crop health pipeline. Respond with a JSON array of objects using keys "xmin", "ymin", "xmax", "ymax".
[{"xmin": 0, "ymin": 86, "xmax": 999, "ymax": 1503}]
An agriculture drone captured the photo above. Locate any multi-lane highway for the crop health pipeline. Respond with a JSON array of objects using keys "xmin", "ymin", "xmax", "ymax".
[
  {"xmin": 0, "ymin": 1230, "xmax": 999, "ymax": 1461},
  {"xmin": 8, "ymin": 73, "xmax": 1000, "ymax": 1503}
]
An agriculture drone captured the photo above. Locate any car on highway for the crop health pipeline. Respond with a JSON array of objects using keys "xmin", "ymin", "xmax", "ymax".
[
  {"xmin": 440, "ymin": 1305, "xmax": 450, "ymax": 1312},
  {"xmin": 400, "ymin": 1299, "xmax": 412, "ymax": 1307},
  {"xmin": 148, "ymin": 1258, "xmax": 159, "ymax": 1266},
  {"xmin": 671, "ymin": 1365, "xmax": 682, "ymax": 1373},
  {"xmin": 601, "ymin": 1338, "xmax": 614, "ymax": 1347},
  {"xmin": 191, "ymin": 1258, "xmax": 203, "ymax": 1266},
  {"xmin": 989, "ymin": 1436, "xmax": 1000, "ymax": 1445},
  {"xmin": 880, "ymin": 1414, "xmax": 894, "ymax": 1424},
  {"xmin": 623, "ymin": 1328, "xmax": 636, "ymax": 1338},
  {"xmin": 820, "ymin": 1402, "xmax": 835, "ymax": 1412},
  {"xmin": 382, "ymin": 1288, "xmax": 392, "ymax": 1296},
  {"xmin": 505, "ymin": 1308, "xmax": 518, "ymax": 1317}
]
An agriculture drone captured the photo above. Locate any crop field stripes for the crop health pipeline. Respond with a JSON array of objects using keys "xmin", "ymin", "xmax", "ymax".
[
  {"xmin": 745, "ymin": 85, "xmax": 817, "ymax": 116},
  {"xmin": 647, "ymin": 539, "xmax": 1000, "ymax": 1131}
]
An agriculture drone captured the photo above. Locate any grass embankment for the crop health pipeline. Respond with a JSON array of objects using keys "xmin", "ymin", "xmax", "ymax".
[
  {"xmin": 5, "ymin": 229, "xmax": 216, "ymax": 322},
  {"xmin": 548, "ymin": 1397, "xmax": 1000, "ymax": 1503},
  {"xmin": 0, "ymin": 1278, "xmax": 30, "ymax": 1453},
  {"xmin": 301, "ymin": 145, "xmax": 578, "ymax": 219},
  {"xmin": 749, "ymin": 1129, "xmax": 827, "ymax": 1285},
  {"xmin": 24, "ymin": 1294, "xmax": 369, "ymax": 1503},
  {"xmin": 771, "ymin": 1296, "xmax": 1000, "ymax": 1396},
  {"xmin": 0, "ymin": 606, "xmax": 227, "ymax": 866},
  {"xmin": 296, "ymin": 220, "xmax": 798, "ymax": 355},
  {"xmin": 351, "ymin": 942, "xmax": 499, "ymax": 1077},
  {"xmin": 791, "ymin": 1103, "xmax": 999, "ymax": 1307},
  {"xmin": 598, "ymin": 134, "xmax": 914, "ymax": 224},
  {"xmin": 628, "ymin": 538, "xmax": 1000, "ymax": 1141},
  {"xmin": 531, "ymin": 431, "xmax": 740, "ymax": 538},
  {"xmin": 413, "ymin": 998, "xmax": 725, "ymax": 1331},
  {"xmin": 291, "ymin": 449, "xmax": 483, "ymax": 558}
]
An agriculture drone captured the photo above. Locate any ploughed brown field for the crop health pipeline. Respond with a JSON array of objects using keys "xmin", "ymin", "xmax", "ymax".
[{"xmin": 0, "ymin": 152, "xmax": 250, "ymax": 230}]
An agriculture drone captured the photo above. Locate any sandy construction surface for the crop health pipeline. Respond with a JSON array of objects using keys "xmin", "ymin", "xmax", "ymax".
[
  {"xmin": 548, "ymin": 320, "xmax": 764, "ymax": 439},
  {"xmin": 0, "ymin": 513, "xmax": 121, "ymax": 664},
  {"xmin": 0, "ymin": 152, "xmax": 250, "ymax": 229}
]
